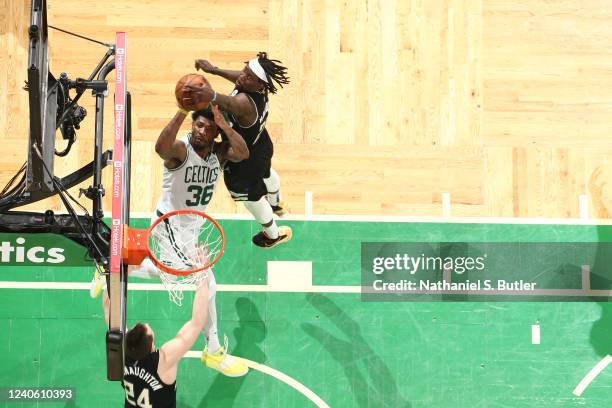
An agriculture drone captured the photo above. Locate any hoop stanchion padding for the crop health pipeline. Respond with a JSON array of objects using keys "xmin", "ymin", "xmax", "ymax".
[{"xmin": 122, "ymin": 226, "xmax": 149, "ymax": 266}]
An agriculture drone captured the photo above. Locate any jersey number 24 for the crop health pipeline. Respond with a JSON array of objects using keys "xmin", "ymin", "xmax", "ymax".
[{"xmin": 124, "ymin": 380, "xmax": 152, "ymax": 408}]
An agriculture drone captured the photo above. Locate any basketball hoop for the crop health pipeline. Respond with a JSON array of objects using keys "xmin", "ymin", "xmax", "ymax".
[{"xmin": 123, "ymin": 209, "xmax": 225, "ymax": 305}]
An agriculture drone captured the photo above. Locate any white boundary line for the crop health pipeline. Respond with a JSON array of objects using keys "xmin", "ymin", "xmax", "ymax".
[
  {"xmin": 0, "ymin": 281, "xmax": 361, "ymax": 293},
  {"xmin": 579, "ymin": 194, "xmax": 589, "ymax": 219},
  {"xmin": 572, "ymin": 355, "xmax": 612, "ymax": 396},
  {"xmin": 304, "ymin": 191, "xmax": 313, "ymax": 218},
  {"xmin": 104, "ymin": 211, "xmax": 612, "ymax": 225},
  {"xmin": 442, "ymin": 192, "xmax": 451, "ymax": 217},
  {"xmin": 0, "ymin": 281, "xmax": 610, "ymax": 297},
  {"xmin": 531, "ymin": 325, "xmax": 540, "ymax": 345},
  {"xmin": 184, "ymin": 351, "xmax": 330, "ymax": 408}
]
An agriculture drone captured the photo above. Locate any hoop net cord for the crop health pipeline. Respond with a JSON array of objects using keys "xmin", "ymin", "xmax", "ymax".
[
  {"xmin": 148, "ymin": 211, "xmax": 223, "ymax": 306},
  {"xmin": 159, "ymin": 269, "xmax": 209, "ymax": 306}
]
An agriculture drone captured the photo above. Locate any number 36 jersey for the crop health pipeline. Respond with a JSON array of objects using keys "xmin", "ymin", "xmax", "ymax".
[{"xmin": 156, "ymin": 134, "xmax": 221, "ymax": 214}]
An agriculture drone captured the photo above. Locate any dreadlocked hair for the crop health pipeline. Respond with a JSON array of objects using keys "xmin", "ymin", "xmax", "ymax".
[{"xmin": 255, "ymin": 51, "xmax": 290, "ymax": 94}]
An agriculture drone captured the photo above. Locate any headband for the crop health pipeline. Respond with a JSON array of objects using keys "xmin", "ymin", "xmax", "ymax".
[{"xmin": 248, "ymin": 58, "xmax": 269, "ymax": 83}]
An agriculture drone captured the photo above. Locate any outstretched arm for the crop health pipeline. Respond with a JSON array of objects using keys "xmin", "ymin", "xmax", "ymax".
[
  {"xmin": 183, "ymin": 85, "xmax": 257, "ymax": 127},
  {"xmin": 155, "ymin": 110, "xmax": 188, "ymax": 166},
  {"xmin": 195, "ymin": 59, "xmax": 241, "ymax": 84},
  {"xmin": 158, "ymin": 277, "xmax": 209, "ymax": 380},
  {"xmin": 211, "ymin": 105, "xmax": 249, "ymax": 163}
]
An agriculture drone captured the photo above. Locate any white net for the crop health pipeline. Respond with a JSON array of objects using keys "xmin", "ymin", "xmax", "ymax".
[
  {"xmin": 158, "ymin": 269, "xmax": 208, "ymax": 306},
  {"xmin": 148, "ymin": 211, "xmax": 223, "ymax": 306}
]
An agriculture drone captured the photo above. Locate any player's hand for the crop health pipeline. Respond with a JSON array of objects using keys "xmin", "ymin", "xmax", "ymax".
[
  {"xmin": 211, "ymin": 105, "xmax": 229, "ymax": 129},
  {"xmin": 183, "ymin": 84, "xmax": 215, "ymax": 107},
  {"xmin": 195, "ymin": 59, "xmax": 216, "ymax": 74}
]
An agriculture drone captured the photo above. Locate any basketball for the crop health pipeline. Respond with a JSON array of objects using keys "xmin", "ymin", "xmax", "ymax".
[{"xmin": 175, "ymin": 73, "xmax": 211, "ymax": 111}]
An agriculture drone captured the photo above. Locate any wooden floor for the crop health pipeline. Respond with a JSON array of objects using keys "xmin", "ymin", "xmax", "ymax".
[{"xmin": 2, "ymin": 0, "xmax": 612, "ymax": 217}]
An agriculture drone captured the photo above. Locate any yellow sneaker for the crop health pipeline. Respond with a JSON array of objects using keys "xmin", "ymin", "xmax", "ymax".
[
  {"xmin": 89, "ymin": 264, "xmax": 106, "ymax": 299},
  {"xmin": 201, "ymin": 338, "xmax": 248, "ymax": 377}
]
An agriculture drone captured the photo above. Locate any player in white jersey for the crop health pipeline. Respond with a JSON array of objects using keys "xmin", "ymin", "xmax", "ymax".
[
  {"xmin": 92, "ymin": 103, "xmax": 250, "ymax": 378},
  {"xmin": 154, "ymin": 105, "xmax": 245, "ymax": 214},
  {"xmin": 155, "ymin": 132, "xmax": 221, "ymax": 215}
]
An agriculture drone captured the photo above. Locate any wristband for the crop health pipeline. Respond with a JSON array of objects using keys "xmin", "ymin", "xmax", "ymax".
[{"xmin": 177, "ymin": 107, "xmax": 189, "ymax": 116}]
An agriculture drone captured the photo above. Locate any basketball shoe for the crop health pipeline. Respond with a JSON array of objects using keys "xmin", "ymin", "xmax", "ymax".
[
  {"xmin": 89, "ymin": 263, "xmax": 107, "ymax": 299},
  {"xmin": 252, "ymin": 226, "xmax": 292, "ymax": 248},
  {"xmin": 201, "ymin": 337, "xmax": 248, "ymax": 377},
  {"xmin": 271, "ymin": 200, "xmax": 289, "ymax": 217}
]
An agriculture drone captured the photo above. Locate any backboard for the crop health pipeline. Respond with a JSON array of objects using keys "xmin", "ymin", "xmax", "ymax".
[{"xmin": 106, "ymin": 32, "xmax": 130, "ymax": 381}]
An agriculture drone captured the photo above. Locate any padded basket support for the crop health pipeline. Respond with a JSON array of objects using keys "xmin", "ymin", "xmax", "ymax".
[{"xmin": 122, "ymin": 226, "xmax": 148, "ymax": 266}]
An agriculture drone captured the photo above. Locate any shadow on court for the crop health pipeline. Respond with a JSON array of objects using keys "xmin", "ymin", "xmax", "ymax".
[
  {"xmin": 195, "ymin": 297, "xmax": 267, "ymax": 408},
  {"xmin": 587, "ymin": 171, "xmax": 612, "ymax": 358},
  {"xmin": 591, "ymin": 302, "xmax": 612, "ymax": 357},
  {"xmin": 590, "ymin": 231, "xmax": 612, "ymax": 358},
  {"xmin": 301, "ymin": 294, "xmax": 411, "ymax": 408}
]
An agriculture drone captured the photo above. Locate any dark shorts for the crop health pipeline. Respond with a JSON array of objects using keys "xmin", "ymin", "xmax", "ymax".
[{"xmin": 223, "ymin": 133, "xmax": 273, "ymax": 202}]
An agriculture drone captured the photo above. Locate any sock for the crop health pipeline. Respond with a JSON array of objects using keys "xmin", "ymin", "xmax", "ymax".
[
  {"xmin": 128, "ymin": 258, "xmax": 160, "ymax": 280},
  {"xmin": 203, "ymin": 269, "xmax": 221, "ymax": 353},
  {"xmin": 263, "ymin": 168, "xmax": 281, "ymax": 206},
  {"xmin": 263, "ymin": 221, "xmax": 279, "ymax": 239},
  {"xmin": 243, "ymin": 197, "xmax": 279, "ymax": 238}
]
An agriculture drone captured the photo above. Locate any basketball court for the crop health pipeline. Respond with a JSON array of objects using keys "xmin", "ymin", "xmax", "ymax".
[
  {"xmin": 1, "ymin": 1, "xmax": 611, "ymax": 407},
  {"xmin": 1, "ymin": 218, "xmax": 611, "ymax": 406}
]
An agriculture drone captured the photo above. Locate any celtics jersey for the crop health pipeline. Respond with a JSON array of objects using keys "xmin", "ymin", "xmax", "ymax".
[
  {"xmin": 156, "ymin": 134, "xmax": 221, "ymax": 214},
  {"xmin": 228, "ymin": 88, "xmax": 269, "ymax": 146}
]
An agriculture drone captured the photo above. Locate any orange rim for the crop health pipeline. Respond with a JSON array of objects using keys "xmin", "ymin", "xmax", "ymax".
[{"xmin": 146, "ymin": 209, "xmax": 225, "ymax": 276}]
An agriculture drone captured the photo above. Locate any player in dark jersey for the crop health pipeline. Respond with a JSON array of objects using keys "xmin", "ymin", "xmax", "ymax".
[
  {"xmin": 102, "ymin": 278, "xmax": 209, "ymax": 407},
  {"xmin": 184, "ymin": 52, "xmax": 292, "ymax": 248}
]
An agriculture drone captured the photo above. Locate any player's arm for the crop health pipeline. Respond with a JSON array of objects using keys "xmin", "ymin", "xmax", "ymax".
[
  {"xmin": 158, "ymin": 278, "xmax": 209, "ymax": 372},
  {"xmin": 183, "ymin": 85, "xmax": 257, "ymax": 127},
  {"xmin": 211, "ymin": 105, "xmax": 249, "ymax": 163},
  {"xmin": 195, "ymin": 59, "xmax": 241, "ymax": 83},
  {"xmin": 155, "ymin": 111, "xmax": 188, "ymax": 166}
]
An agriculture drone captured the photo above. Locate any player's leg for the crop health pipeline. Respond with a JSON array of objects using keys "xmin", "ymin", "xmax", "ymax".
[
  {"xmin": 200, "ymin": 268, "xmax": 248, "ymax": 377},
  {"xmin": 202, "ymin": 268, "xmax": 221, "ymax": 351},
  {"xmin": 91, "ymin": 257, "xmax": 165, "ymax": 298},
  {"xmin": 90, "ymin": 262, "xmax": 107, "ymax": 298},
  {"xmin": 91, "ymin": 252, "xmax": 163, "ymax": 299},
  {"xmin": 244, "ymin": 196, "xmax": 292, "ymax": 248},
  {"xmin": 124, "ymin": 211, "xmax": 171, "ymax": 280},
  {"xmin": 128, "ymin": 258, "xmax": 160, "ymax": 279},
  {"xmin": 224, "ymin": 168, "xmax": 291, "ymax": 248},
  {"xmin": 260, "ymin": 134, "xmax": 288, "ymax": 216},
  {"xmin": 228, "ymin": 136, "xmax": 292, "ymax": 248},
  {"xmin": 263, "ymin": 167, "xmax": 289, "ymax": 216}
]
